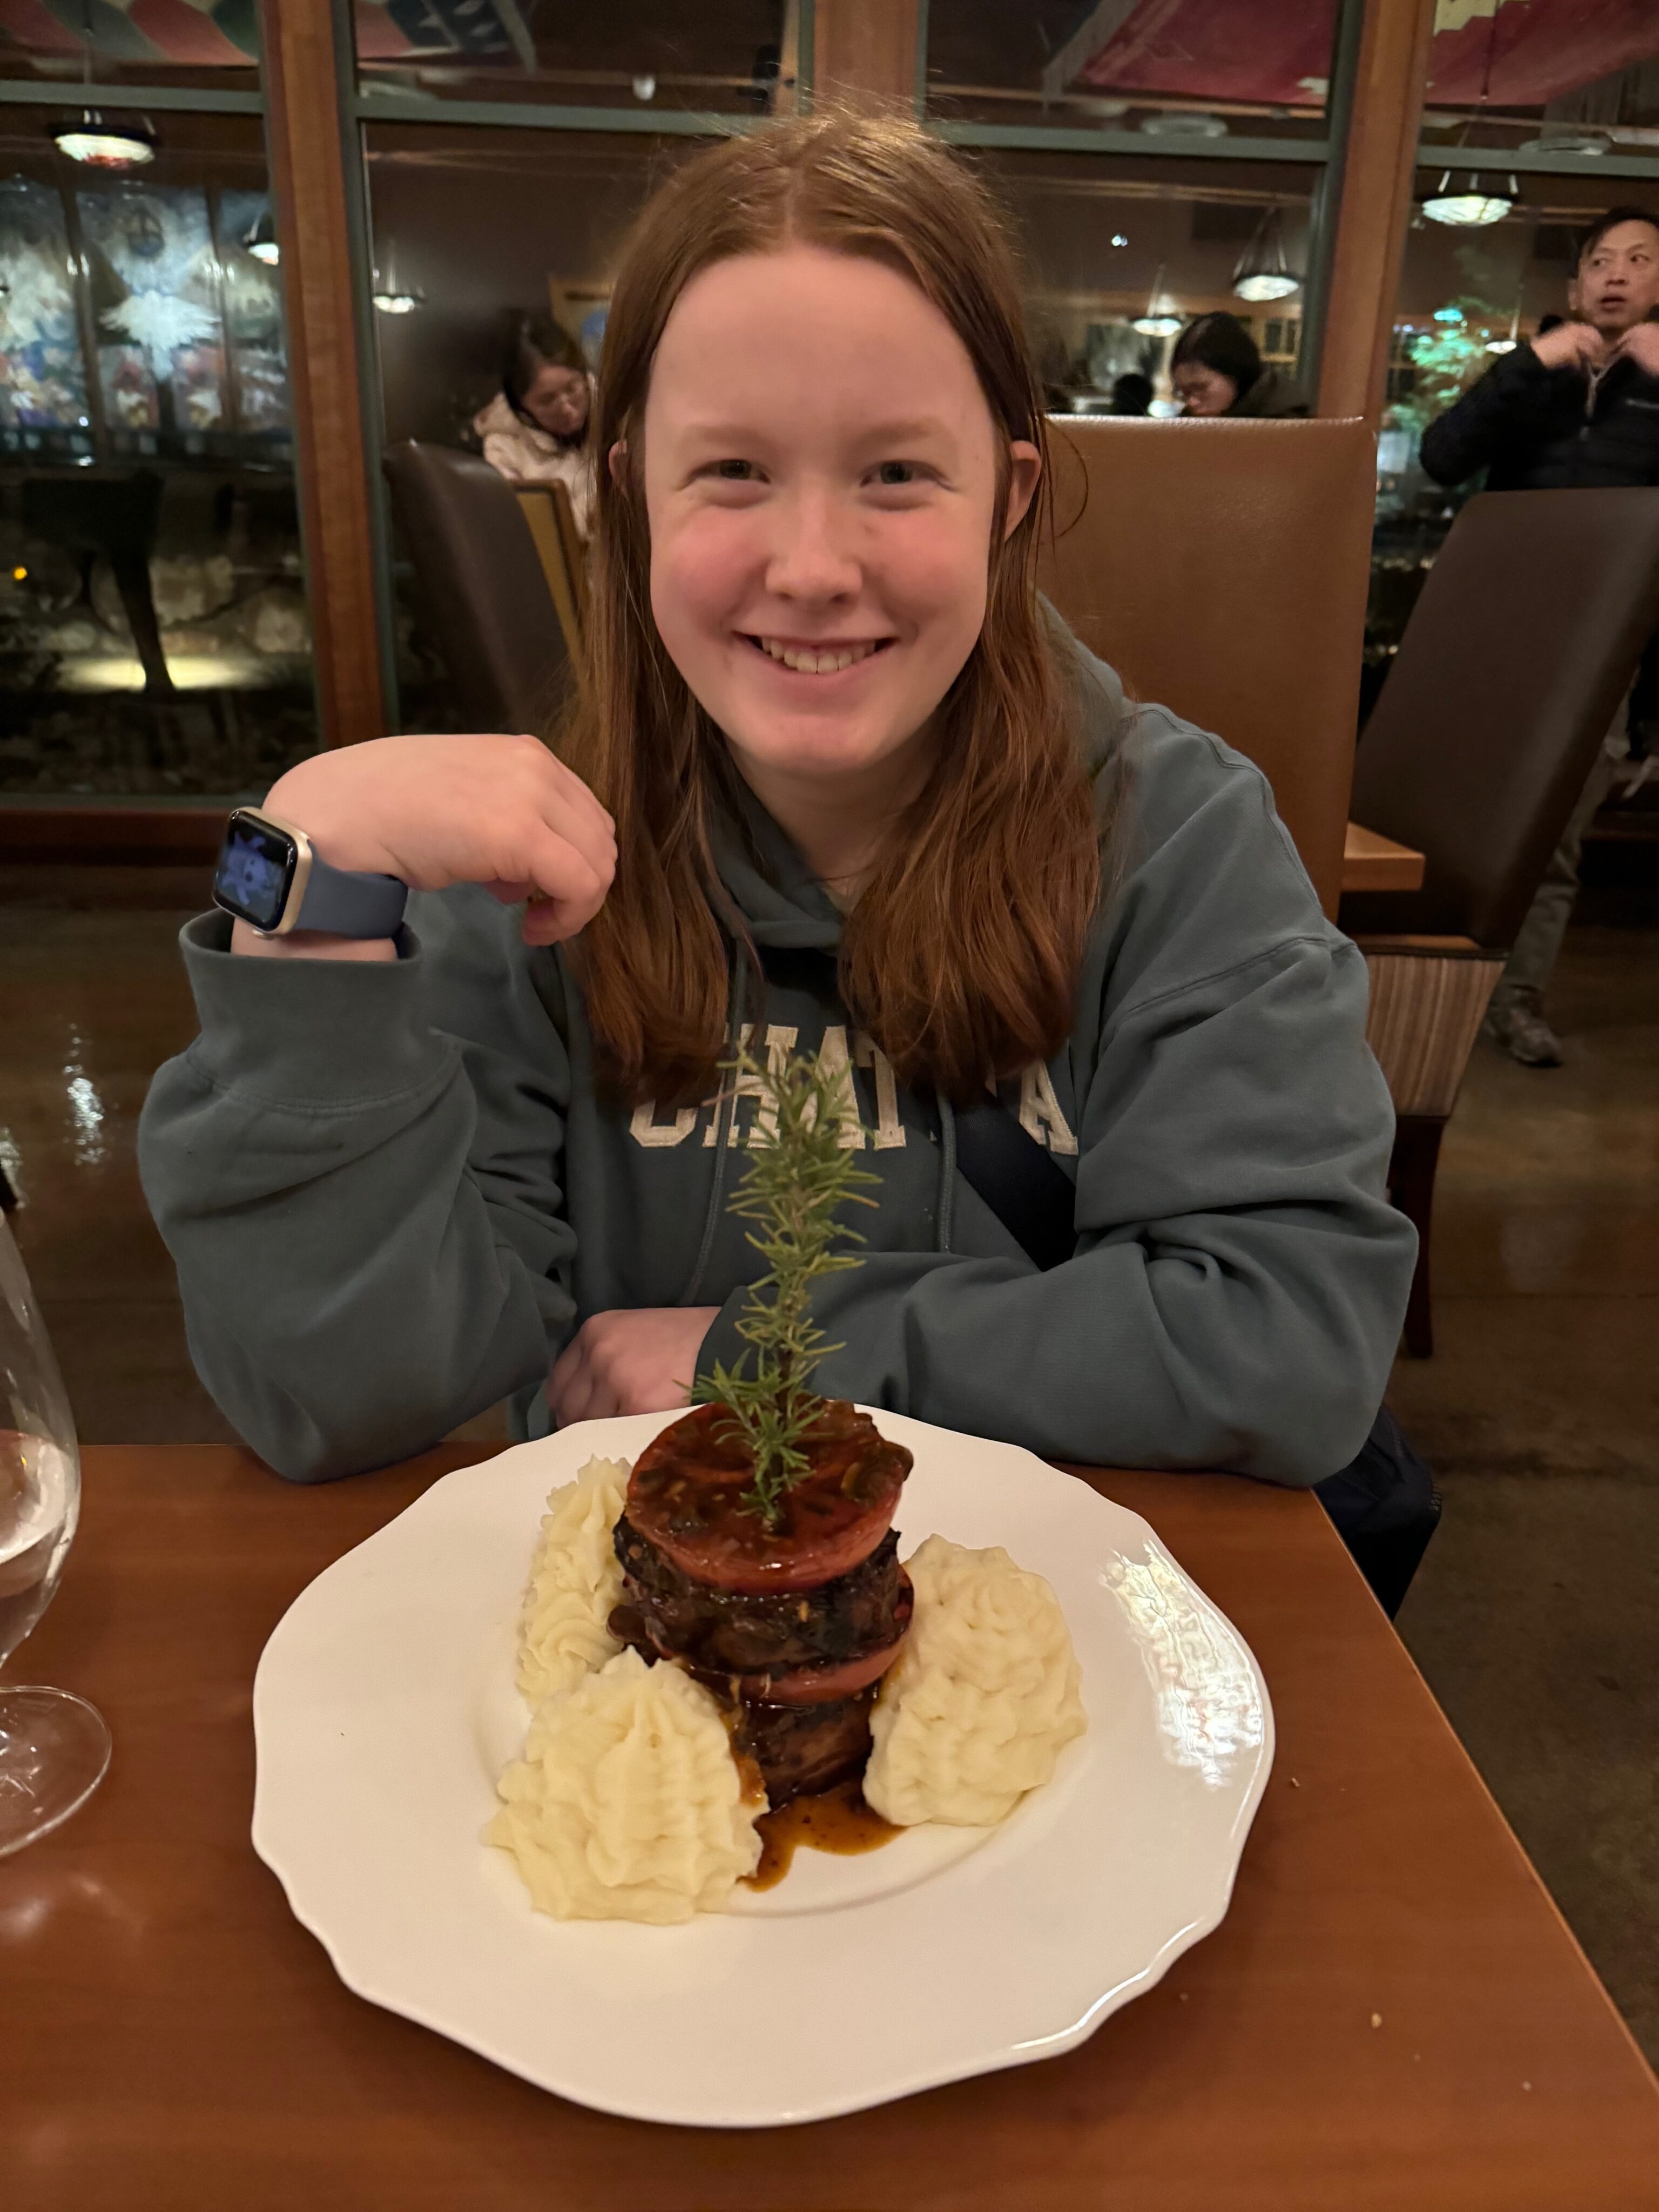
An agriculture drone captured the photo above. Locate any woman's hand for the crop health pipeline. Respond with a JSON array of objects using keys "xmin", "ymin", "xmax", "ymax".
[
  {"xmin": 234, "ymin": 733, "xmax": 616, "ymax": 956},
  {"xmin": 547, "ymin": 1307, "xmax": 720, "ymax": 1426}
]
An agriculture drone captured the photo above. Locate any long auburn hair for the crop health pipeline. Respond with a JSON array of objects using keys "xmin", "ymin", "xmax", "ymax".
[{"xmin": 562, "ymin": 110, "xmax": 1103, "ymax": 1106}]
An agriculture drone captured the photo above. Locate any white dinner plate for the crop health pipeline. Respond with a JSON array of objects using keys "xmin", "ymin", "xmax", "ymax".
[{"xmin": 252, "ymin": 1408, "xmax": 1272, "ymax": 2127}]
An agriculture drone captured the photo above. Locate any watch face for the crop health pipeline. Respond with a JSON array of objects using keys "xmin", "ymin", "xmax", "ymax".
[{"xmin": 213, "ymin": 812, "xmax": 296, "ymax": 930}]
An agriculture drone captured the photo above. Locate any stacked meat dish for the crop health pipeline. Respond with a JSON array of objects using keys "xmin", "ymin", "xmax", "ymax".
[{"xmin": 609, "ymin": 1400, "xmax": 914, "ymax": 1803}]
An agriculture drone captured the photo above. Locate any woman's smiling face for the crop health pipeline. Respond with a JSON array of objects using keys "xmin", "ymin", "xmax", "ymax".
[{"xmin": 636, "ymin": 245, "xmax": 1038, "ymax": 808}]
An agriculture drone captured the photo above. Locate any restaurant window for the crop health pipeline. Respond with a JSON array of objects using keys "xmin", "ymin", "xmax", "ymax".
[
  {"xmin": 966, "ymin": 147, "xmax": 1314, "ymax": 415},
  {"xmin": 361, "ymin": 122, "xmax": 713, "ymax": 730},
  {"xmin": 352, "ymin": 0, "xmax": 800, "ymax": 118},
  {"xmin": 1367, "ymin": 2, "xmax": 1659, "ymax": 713},
  {"xmin": 924, "ymin": 0, "xmax": 1339, "ymax": 148},
  {"xmin": 0, "ymin": 13, "xmax": 316, "ymax": 804}
]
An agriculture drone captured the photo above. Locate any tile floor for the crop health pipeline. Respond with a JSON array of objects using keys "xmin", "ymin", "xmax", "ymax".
[{"xmin": 2, "ymin": 888, "xmax": 1655, "ymax": 2061}]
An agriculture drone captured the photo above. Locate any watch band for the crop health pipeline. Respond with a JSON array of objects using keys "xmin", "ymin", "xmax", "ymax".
[{"xmin": 292, "ymin": 851, "xmax": 409, "ymax": 938}]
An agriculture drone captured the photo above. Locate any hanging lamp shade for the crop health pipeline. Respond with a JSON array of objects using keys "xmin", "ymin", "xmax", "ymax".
[
  {"xmin": 1231, "ymin": 205, "xmax": 1302, "ymax": 303},
  {"xmin": 1422, "ymin": 171, "xmax": 1514, "ymax": 227},
  {"xmin": 51, "ymin": 112, "xmax": 156, "ymax": 168},
  {"xmin": 1131, "ymin": 262, "xmax": 1183, "ymax": 338}
]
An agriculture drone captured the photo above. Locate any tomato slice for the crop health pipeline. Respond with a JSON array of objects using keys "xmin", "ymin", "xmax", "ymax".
[
  {"xmin": 736, "ymin": 1630, "xmax": 910, "ymax": 1707},
  {"xmin": 627, "ymin": 1401, "xmax": 911, "ymax": 1595}
]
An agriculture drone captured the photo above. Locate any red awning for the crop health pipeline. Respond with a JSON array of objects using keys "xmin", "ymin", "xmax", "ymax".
[{"xmin": 1059, "ymin": 0, "xmax": 1659, "ymax": 112}]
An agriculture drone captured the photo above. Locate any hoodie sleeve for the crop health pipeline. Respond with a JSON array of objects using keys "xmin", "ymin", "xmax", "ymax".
[
  {"xmin": 137, "ymin": 888, "xmax": 574, "ymax": 1481},
  {"xmin": 696, "ymin": 712, "xmax": 1415, "ymax": 1488}
]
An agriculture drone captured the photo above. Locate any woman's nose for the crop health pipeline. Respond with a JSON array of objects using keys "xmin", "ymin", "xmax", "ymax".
[{"xmin": 763, "ymin": 485, "xmax": 862, "ymax": 603}]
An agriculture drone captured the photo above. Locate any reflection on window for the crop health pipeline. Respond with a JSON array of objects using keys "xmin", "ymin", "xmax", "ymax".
[
  {"xmin": 1422, "ymin": 3, "xmax": 1659, "ymax": 154},
  {"xmin": 365, "ymin": 123, "xmax": 706, "ymax": 729},
  {"xmin": 927, "ymin": 0, "xmax": 1338, "ymax": 139},
  {"xmin": 353, "ymin": 0, "xmax": 796, "ymax": 117},
  {"xmin": 0, "ymin": 1, "xmax": 260, "ymax": 89},
  {"xmin": 0, "ymin": 179, "xmax": 91, "ymax": 454},
  {"xmin": 0, "ymin": 115, "xmax": 316, "ymax": 798},
  {"xmin": 969, "ymin": 152, "xmax": 1311, "ymax": 414}
]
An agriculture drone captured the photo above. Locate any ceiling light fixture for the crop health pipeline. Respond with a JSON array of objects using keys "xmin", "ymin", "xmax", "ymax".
[
  {"xmin": 1231, "ymin": 205, "xmax": 1302, "ymax": 304},
  {"xmin": 1422, "ymin": 171, "xmax": 1515, "ymax": 226},
  {"xmin": 52, "ymin": 113, "xmax": 156, "ymax": 168},
  {"xmin": 371, "ymin": 246, "xmax": 422, "ymax": 315},
  {"xmin": 1131, "ymin": 264, "xmax": 1183, "ymax": 338},
  {"xmin": 245, "ymin": 209, "xmax": 279, "ymax": 266}
]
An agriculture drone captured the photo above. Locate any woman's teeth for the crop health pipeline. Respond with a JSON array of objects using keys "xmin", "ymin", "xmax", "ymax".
[{"xmin": 757, "ymin": 637, "xmax": 881, "ymax": 675}]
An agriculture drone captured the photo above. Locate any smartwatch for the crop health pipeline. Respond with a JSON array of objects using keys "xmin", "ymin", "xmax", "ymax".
[{"xmin": 212, "ymin": 807, "xmax": 409, "ymax": 940}]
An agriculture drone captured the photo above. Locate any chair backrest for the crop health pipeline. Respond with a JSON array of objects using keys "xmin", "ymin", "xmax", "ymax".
[
  {"xmin": 516, "ymin": 484, "xmax": 585, "ymax": 664},
  {"xmin": 381, "ymin": 441, "xmax": 568, "ymax": 733},
  {"xmin": 1341, "ymin": 487, "xmax": 1659, "ymax": 947},
  {"xmin": 1036, "ymin": 415, "xmax": 1376, "ymax": 916}
]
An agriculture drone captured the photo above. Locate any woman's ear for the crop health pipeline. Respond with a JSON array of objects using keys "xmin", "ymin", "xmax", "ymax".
[
  {"xmin": 608, "ymin": 439, "xmax": 629, "ymax": 488},
  {"xmin": 1003, "ymin": 440, "xmax": 1042, "ymax": 539}
]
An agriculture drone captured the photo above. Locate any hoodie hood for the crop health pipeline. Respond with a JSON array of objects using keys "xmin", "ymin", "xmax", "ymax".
[{"xmin": 707, "ymin": 608, "xmax": 1130, "ymax": 951}]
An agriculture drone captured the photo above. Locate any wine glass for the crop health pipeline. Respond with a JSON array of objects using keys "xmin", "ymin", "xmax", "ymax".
[{"xmin": 0, "ymin": 1214, "xmax": 110, "ymax": 1856}]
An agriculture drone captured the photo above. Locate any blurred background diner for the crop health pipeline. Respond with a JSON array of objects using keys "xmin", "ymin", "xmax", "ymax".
[{"xmin": 1, "ymin": 0, "xmax": 1657, "ymax": 2080}]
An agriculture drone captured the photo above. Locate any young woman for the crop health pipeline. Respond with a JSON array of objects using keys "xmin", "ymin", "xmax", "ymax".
[
  {"xmin": 140, "ymin": 114, "xmax": 1412, "ymax": 1485},
  {"xmin": 473, "ymin": 312, "xmax": 596, "ymax": 536},
  {"xmin": 1170, "ymin": 311, "xmax": 1310, "ymax": 419}
]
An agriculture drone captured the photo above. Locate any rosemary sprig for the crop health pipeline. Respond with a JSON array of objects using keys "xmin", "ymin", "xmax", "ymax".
[{"xmin": 692, "ymin": 1043, "xmax": 879, "ymax": 1526}]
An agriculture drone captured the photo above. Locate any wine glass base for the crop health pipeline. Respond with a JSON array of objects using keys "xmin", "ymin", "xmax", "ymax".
[{"xmin": 0, "ymin": 1686, "xmax": 112, "ymax": 1857}]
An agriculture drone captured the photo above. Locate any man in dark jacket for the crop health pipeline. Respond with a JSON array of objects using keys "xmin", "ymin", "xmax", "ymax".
[{"xmin": 1419, "ymin": 206, "xmax": 1659, "ymax": 1065}]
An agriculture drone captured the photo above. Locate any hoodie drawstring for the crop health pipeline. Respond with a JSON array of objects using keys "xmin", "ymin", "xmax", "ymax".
[{"xmin": 678, "ymin": 948, "xmax": 747, "ymax": 1307}]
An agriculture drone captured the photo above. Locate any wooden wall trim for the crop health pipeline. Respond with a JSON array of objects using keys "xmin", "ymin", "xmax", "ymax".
[
  {"xmin": 0, "ymin": 805, "xmax": 224, "ymax": 866},
  {"xmin": 812, "ymin": 0, "xmax": 921, "ymax": 109},
  {"xmin": 259, "ymin": 0, "xmax": 386, "ymax": 745},
  {"xmin": 1316, "ymin": 0, "xmax": 1438, "ymax": 423}
]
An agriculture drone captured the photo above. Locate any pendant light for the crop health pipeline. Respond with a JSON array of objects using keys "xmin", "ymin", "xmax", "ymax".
[
  {"xmin": 1231, "ymin": 206, "xmax": 1302, "ymax": 304},
  {"xmin": 371, "ymin": 242, "xmax": 423, "ymax": 315},
  {"xmin": 52, "ymin": 112, "xmax": 155, "ymax": 168},
  {"xmin": 245, "ymin": 209, "xmax": 279, "ymax": 267},
  {"xmin": 1131, "ymin": 262, "xmax": 1182, "ymax": 339},
  {"xmin": 51, "ymin": 10, "xmax": 155, "ymax": 167},
  {"xmin": 1422, "ymin": 171, "xmax": 1515, "ymax": 227}
]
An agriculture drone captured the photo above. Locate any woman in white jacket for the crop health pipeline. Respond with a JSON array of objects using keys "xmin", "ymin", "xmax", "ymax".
[{"xmin": 473, "ymin": 313, "xmax": 596, "ymax": 538}]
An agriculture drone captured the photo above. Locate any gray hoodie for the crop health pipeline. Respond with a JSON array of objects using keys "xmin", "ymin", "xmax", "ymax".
[{"xmin": 139, "ymin": 642, "xmax": 1413, "ymax": 1486}]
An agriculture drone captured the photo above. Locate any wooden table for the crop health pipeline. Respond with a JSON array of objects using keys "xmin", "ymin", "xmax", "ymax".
[
  {"xmin": 1344, "ymin": 820, "xmax": 1427, "ymax": 894},
  {"xmin": 6, "ymin": 1447, "xmax": 1657, "ymax": 2212}
]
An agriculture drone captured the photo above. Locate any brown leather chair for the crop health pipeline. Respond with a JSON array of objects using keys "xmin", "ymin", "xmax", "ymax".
[
  {"xmin": 1037, "ymin": 415, "xmax": 1377, "ymax": 917},
  {"xmin": 1343, "ymin": 485, "xmax": 1659, "ymax": 1353},
  {"xmin": 382, "ymin": 441, "xmax": 570, "ymax": 733}
]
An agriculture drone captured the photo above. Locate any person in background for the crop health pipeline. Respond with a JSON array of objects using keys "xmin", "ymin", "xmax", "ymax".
[
  {"xmin": 473, "ymin": 313, "xmax": 597, "ymax": 538},
  {"xmin": 1419, "ymin": 206, "xmax": 1659, "ymax": 1067},
  {"xmin": 1109, "ymin": 371, "xmax": 1154, "ymax": 416},
  {"xmin": 1169, "ymin": 313, "xmax": 1310, "ymax": 419}
]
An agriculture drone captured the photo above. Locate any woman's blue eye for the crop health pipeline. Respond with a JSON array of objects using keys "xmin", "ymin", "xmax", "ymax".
[{"xmin": 876, "ymin": 461, "xmax": 915, "ymax": 485}]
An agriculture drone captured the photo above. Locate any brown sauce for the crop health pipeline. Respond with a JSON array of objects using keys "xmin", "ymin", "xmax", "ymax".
[{"xmin": 743, "ymin": 1779, "xmax": 901, "ymax": 1891}]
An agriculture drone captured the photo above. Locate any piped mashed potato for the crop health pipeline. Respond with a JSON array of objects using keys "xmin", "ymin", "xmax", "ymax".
[
  {"xmin": 488, "ymin": 1648, "xmax": 763, "ymax": 1922},
  {"xmin": 865, "ymin": 1535, "xmax": 1085, "ymax": 1826},
  {"xmin": 516, "ymin": 1455, "xmax": 630, "ymax": 1704}
]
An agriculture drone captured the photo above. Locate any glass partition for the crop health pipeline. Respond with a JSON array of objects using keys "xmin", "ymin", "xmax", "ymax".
[
  {"xmin": 926, "ymin": 0, "xmax": 1338, "ymax": 146},
  {"xmin": 0, "ymin": 106, "xmax": 316, "ymax": 798},
  {"xmin": 353, "ymin": 0, "xmax": 797, "ymax": 118},
  {"xmin": 0, "ymin": 1, "xmax": 260, "ymax": 95},
  {"xmin": 970, "ymin": 149, "xmax": 1315, "ymax": 410},
  {"xmin": 363, "ymin": 120, "xmax": 710, "ymax": 729},
  {"xmin": 1420, "ymin": 6, "xmax": 1659, "ymax": 163},
  {"xmin": 1367, "ymin": 166, "xmax": 1657, "ymax": 714}
]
